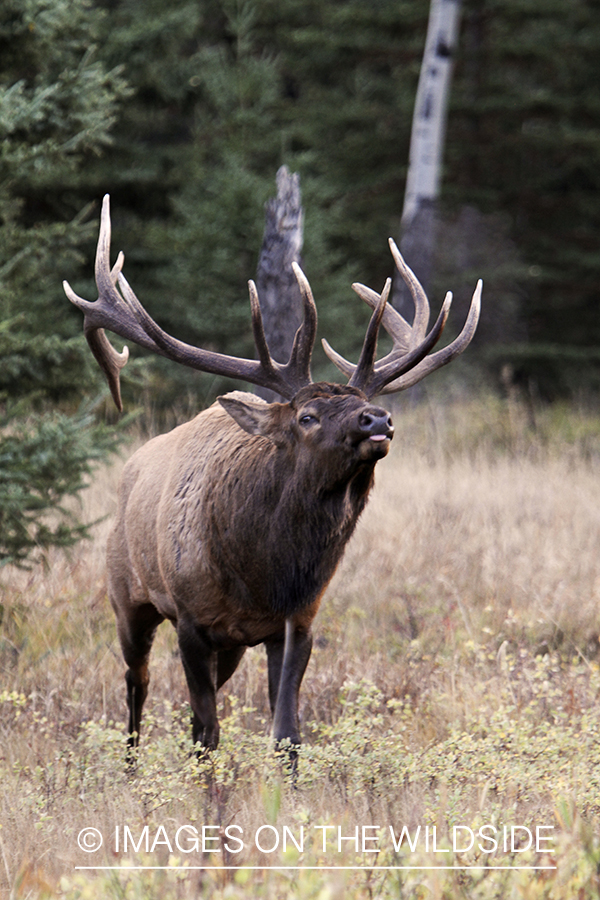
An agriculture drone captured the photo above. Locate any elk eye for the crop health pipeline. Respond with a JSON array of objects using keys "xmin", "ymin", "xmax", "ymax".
[{"xmin": 299, "ymin": 414, "xmax": 318, "ymax": 426}]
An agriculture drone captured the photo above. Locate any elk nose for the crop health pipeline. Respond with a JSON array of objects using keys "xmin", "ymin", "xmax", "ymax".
[{"xmin": 358, "ymin": 408, "xmax": 394, "ymax": 437}]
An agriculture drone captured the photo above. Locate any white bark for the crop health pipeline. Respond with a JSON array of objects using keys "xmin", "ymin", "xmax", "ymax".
[
  {"xmin": 254, "ymin": 165, "xmax": 304, "ymax": 401},
  {"xmin": 401, "ymin": 0, "xmax": 462, "ymax": 230}
]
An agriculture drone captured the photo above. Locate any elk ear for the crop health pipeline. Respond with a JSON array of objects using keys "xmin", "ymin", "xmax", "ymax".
[{"xmin": 218, "ymin": 395, "xmax": 280, "ymax": 439}]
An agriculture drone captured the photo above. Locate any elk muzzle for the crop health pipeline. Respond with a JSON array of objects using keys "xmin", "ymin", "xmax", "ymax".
[{"xmin": 355, "ymin": 407, "xmax": 394, "ymax": 459}]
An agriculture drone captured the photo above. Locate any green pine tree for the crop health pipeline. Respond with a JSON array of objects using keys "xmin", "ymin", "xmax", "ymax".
[
  {"xmin": 448, "ymin": 0, "xmax": 600, "ymax": 394},
  {"xmin": 0, "ymin": 0, "xmax": 129, "ymax": 566}
]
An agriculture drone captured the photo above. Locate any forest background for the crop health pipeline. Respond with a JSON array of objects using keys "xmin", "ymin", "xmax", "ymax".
[{"xmin": 1, "ymin": 0, "xmax": 599, "ymax": 555}]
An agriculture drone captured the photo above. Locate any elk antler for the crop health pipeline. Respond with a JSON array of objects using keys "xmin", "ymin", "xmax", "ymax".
[
  {"xmin": 322, "ymin": 238, "xmax": 482, "ymax": 398},
  {"xmin": 65, "ymin": 197, "xmax": 481, "ymax": 409},
  {"xmin": 63, "ymin": 196, "xmax": 317, "ymax": 409}
]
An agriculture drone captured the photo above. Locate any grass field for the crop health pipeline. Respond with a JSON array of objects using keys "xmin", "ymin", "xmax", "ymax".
[{"xmin": 2, "ymin": 393, "xmax": 600, "ymax": 898}]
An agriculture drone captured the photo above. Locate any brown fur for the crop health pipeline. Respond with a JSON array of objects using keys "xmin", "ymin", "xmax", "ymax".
[{"xmin": 109, "ymin": 383, "xmax": 394, "ymax": 753}]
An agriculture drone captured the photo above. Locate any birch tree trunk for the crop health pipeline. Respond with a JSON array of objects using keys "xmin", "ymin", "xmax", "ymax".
[
  {"xmin": 393, "ymin": 0, "xmax": 462, "ymax": 318},
  {"xmin": 254, "ymin": 165, "xmax": 304, "ymax": 401}
]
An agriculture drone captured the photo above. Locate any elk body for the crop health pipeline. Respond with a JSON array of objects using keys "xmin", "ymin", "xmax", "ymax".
[{"xmin": 64, "ymin": 196, "xmax": 481, "ymax": 755}]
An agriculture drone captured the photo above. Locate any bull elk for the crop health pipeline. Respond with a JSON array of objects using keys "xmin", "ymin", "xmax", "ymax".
[{"xmin": 63, "ymin": 196, "xmax": 481, "ymax": 758}]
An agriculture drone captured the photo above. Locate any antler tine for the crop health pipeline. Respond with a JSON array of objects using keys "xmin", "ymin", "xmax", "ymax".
[
  {"xmin": 368, "ymin": 293, "xmax": 452, "ymax": 395},
  {"xmin": 345, "ymin": 241, "xmax": 440, "ymax": 361},
  {"xmin": 284, "ymin": 262, "xmax": 318, "ymax": 391},
  {"xmin": 248, "ymin": 279, "xmax": 277, "ymax": 373},
  {"xmin": 349, "ymin": 290, "xmax": 451, "ymax": 398},
  {"xmin": 322, "ymin": 286, "xmax": 452, "ymax": 389},
  {"xmin": 63, "ymin": 194, "xmax": 160, "ymax": 411},
  {"xmin": 85, "ymin": 330, "xmax": 129, "ymax": 411},
  {"xmin": 321, "ymin": 277, "xmax": 401, "ymax": 379},
  {"xmin": 115, "ymin": 270, "xmax": 294, "ymax": 397},
  {"xmin": 388, "ymin": 238, "xmax": 430, "ymax": 344},
  {"xmin": 66, "ymin": 195, "xmax": 321, "ymax": 407},
  {"xmin": 351, "ymin": 281, "xmax": 412, "ymax": 351},
  {"xmin": 376, "ymin": 279, "xmax": 482, "ymax": 394},
  {"xmin": 63, "ymin": 275, "xmax": 130, "ymax": 411},
  {"xmin": 347, "ymin": 279, "xmax": 391, "ymax": 392},
  {"xmin": 323, "ymin": 237, "xmax": 481, "ymax": 399},
  {"xmin": 124, "ymin": 263, "xmax": 319, "ymax": 400},
  {"xmin": 321, "ymin": 338, "xmax": 354, "ymax": 379}
]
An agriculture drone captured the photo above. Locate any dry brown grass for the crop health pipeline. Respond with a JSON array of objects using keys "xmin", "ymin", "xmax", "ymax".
[{"xmin": 2, "ymin": 394, "xmax": 600, "ymax": 898}]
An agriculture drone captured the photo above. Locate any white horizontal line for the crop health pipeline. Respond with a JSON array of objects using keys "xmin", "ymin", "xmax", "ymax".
[{"xmin": 75, "ymin": 865, "xmax": 557, "ymax": 871}]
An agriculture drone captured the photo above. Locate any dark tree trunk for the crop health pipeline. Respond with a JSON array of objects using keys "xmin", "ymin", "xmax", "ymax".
[
  {"xmin": 255, "ymin": 166, "xmax": 304, "ymax": 402},
  {"xmin": 396, "ymin": 199, "xmax": 438, "ymax": 319}
]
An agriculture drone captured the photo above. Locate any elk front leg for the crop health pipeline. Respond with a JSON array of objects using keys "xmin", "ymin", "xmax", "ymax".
[
  {"xmin": 177, "ymin": 617, "xmax": 220, "ymax": 751},
  {"xmin": 267, "ymin": 619, "xmax": 312, "ymax": 748}
]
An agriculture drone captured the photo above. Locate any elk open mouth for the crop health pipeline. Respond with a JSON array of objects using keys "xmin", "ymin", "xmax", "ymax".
[
  {"xmin": 357, "ymin": 430, "xmax": 393, "ymax": 459},
  {"xmin": 369, "ymin": 434, "xmax": 390, "ymax": 443}
]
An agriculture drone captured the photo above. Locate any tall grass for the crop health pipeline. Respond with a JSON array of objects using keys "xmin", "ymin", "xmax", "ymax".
[{"xmin": 2, "ymin": 394, "xmax": 600, "ymax": 898}]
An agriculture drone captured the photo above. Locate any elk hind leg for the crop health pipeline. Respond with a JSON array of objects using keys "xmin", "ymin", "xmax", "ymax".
[
  {"xmin": 115, "ymin": 602, "xmax": 164, "ymax": 756},
  {"xmin": 265, "ymin": 634, "xmax": 285, "ymax": 718},
  {"xmin": 216, "ymin": 646, "xmax": 246, "ymax": 690}
]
